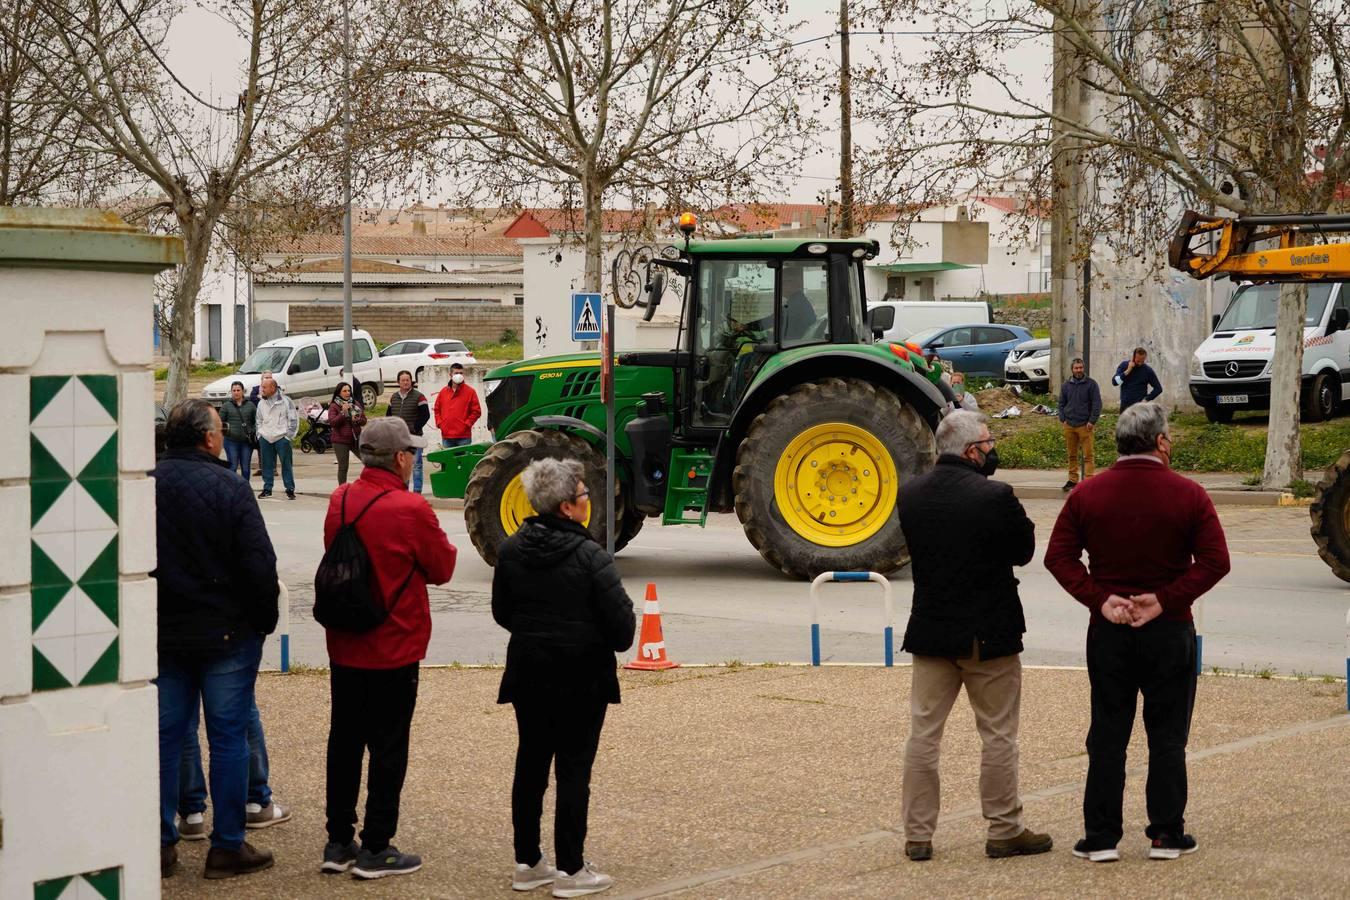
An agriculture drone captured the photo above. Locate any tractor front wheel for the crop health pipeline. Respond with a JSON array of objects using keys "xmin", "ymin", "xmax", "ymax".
[
  {"xmin": 463, "ymin": 429, "xmax": 611, "ymax": 566},
  {"xmin": 1310, "ymin": 448, "xmax": 1350, "ymax": 582},
  {"xmin": 733, "ymin": 377, "xmax": 935, "ymax": 580}
]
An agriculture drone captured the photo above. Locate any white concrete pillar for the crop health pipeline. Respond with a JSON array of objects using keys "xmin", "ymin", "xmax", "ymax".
[{"xmin": 0, "ymin": 208, "xmax": 182, "ymax": 899}]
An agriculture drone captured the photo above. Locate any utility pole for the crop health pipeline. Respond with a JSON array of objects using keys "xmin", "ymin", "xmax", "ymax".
[
  {"xmin": 838, "ymin": 0, "xmax": 855, "ymax": 238},
  {"xmin": 1049, "ymin": 8, "xmax": 1084, "ymax": 391},
  {"xmin": 340, "ymin": 0, "xmax": 354, "ymax": 379}
]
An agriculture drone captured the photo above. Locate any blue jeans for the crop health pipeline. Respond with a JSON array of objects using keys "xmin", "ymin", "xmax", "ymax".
[
  {"xmin": 156, "ymin": 634, "xmax": 263, "ymax": 849},
  {"xmin": 224, "ymin": 439, "xmax": 253, "ymax": 482},
  {"xmin": 178, "ymin": 697, "xmax": 271, "ymax": 815},
  {"xmin": 442, "ymin": 437, "xmax": 471, "ymax": 449},
  {"xmin": 258, "ymin": 438, "xmax": 294, "ymax": 493},
  {"xmin": 411, "ymin": 447, "xmax": 424, "ymax": 493}
]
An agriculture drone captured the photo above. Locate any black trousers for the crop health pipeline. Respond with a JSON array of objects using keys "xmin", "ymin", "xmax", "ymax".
[
  {"xmin": 1083, "ymin": 620, "xmax": 1196, "ymax": 848},
  {"xmin": 511, "ymin": 697, "xmax": 608, "ymax": 875},
  {"xmin": 325, "ymin": 662, "xmax": 419, "ymax": 853}
]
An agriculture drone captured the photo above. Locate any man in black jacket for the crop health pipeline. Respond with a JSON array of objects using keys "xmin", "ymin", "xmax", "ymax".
[
  {"xmin": 386, "ymin": 370, "xmax": 431, "ymax": 493},
  {"xmin": 897, "ymin": 409, "xmax": 1052, "ymax": 862},
  {"xmin": 153, "ymin": 400, "xmax": 280, "ymax": 880}
]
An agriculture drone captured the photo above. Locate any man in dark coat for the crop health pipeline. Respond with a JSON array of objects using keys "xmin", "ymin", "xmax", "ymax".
[
  {"xmin": 385, "ymin": 370, "xmax": 431, "ymax": 493},
  {"xmin": 896, "ymin": 409, "xmax": 1052, "ymax": 863},
  {"xmin": 1112, "ymin": 346, "xmax": 1164, "ymax": 410},
  {"xmin": 153, "ymin": 399, "xmax": 280, "ymax": 879},
  {"xmin": 492, "ymin": 458, "xmax": 636, "ymax": 897}
]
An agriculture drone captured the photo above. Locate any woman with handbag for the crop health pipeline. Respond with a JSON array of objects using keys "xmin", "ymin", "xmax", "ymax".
[
  {"xmin": 328, "ymin": 381, "xmax": 367, "ymax": 485},
  {"xmin": 220, "ymin": 381, "xmax": 258, "ymax": 482}
]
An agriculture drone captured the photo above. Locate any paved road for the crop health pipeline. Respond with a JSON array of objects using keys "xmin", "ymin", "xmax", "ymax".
[{"xmin": 257, "ymin": 493, "xmax": 1349, "ymax": 677}]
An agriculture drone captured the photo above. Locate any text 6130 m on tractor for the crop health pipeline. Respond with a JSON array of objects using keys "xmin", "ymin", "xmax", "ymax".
[{"xmin": 426, "ymin": 216, "xmax": 955, "ymax": 580}]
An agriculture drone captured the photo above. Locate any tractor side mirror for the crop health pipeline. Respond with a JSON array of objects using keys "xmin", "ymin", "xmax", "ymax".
[
  {"xmin": 1330, "ymin": 307, "xmax": 1349, "ymax": 334},
  {"xmin": 867, "ymin": 305, "xmax": 896, "ymax": 339},
  {"xmin": 1212, "ymin": 314, "xmax": 1221, "ymax": 330},
  {"xmin": 643, "ymin": 269, "xmax": 667, "ymax": 322}
]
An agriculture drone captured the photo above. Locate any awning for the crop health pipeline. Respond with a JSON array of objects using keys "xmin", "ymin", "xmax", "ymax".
[{"xmin": 875, "ymin": 261, "xmax": 973, "ymax": 273}]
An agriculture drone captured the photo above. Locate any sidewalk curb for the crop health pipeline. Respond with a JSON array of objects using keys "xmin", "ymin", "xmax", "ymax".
[{"xmin": 1010, "ymin": 483, "xmax": 1305, "ymax": 507}]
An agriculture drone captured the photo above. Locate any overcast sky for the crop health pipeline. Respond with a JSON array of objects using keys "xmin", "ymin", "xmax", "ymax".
[{"xmin": 160, "ymin": 0, "xmax": 1050, "ymax": 206}]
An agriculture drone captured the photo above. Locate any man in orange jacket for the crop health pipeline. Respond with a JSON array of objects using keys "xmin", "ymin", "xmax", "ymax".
[{"xmin": 433, "ymin": 363, "xmax": 482, "ymax": 449}]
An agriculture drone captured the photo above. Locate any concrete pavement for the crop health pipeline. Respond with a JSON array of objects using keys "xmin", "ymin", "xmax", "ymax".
[{"xmin": 161, "ymin": 665, "xmax": 1350, "ymax": 899}]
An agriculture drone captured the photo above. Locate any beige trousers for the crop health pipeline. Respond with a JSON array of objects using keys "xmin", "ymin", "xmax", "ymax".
[
  {"xmin": 1064, "ymin": 423, "xmax": 1095, "ymax": 483},
  {"xmin": 902, "ymin": 649, "xmax": 1024, "ymax": 841}
]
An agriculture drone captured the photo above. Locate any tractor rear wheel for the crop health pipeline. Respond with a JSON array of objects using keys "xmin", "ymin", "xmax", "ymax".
[
  {"xmin": 1310, "ymin": 448, "xmax": 1350, "ymax": 582},
  {"xmin": 733, "ymin": 377, "xmax": 935, "ymax": 580},
  {"xmin": 463, "ymin": 429, "xmax": 610, "ymax": 566},
  {"xmin": 614, "ymin": 504, "xmax": 646, "ymax": 553}
]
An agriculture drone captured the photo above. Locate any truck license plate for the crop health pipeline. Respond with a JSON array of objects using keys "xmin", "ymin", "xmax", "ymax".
[{"xmin": 1216, "ymin": 394, "xmax": 1248, "ymax": 404}]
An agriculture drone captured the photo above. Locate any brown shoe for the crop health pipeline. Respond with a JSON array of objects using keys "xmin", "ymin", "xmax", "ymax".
[
  {"xmin": 986, "ymin": 828, "xmax": 1053, "ymax": 858},
  {"xmin": 905, "ymin": 840, "xmax": 933, "ymax": 862},
  {"xmin": 204, "ymin": 841, "xmax": 275, "ymax": 879},
  {"xmin": 161, "ymin": 845, "xmax": 178, "ymax": 878}
]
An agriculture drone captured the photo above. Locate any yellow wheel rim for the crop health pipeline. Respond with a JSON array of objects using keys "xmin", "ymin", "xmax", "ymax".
[
  {"xmin": 499, "ymin": 470, "xmax": 592, "ymax": 536},
  {"xmin": 773, "ymin": 422, "xmax": 898, "ymax": 548}
]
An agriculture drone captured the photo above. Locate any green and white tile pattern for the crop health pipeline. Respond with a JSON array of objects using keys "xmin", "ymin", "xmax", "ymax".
[
  {"xmin": 33, "ymin": 867, "xmax": 121, "ymax": 900},
  {"xmin": 30, "ymin": 375, "xmax": 120, "ymax": 691}
]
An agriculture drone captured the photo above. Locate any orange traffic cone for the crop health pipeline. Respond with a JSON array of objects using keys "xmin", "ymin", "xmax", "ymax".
[{"xmin": 624, "ymin": 583, "xmax": 679, "ymax": 670}]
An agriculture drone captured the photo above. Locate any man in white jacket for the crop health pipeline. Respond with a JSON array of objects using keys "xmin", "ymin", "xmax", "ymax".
[{"xmin": 255, "ymin": 372, "xmax": 299, "ymax": 499}]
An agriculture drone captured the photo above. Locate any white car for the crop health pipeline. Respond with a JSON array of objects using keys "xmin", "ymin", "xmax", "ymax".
[
  {"xmin": 201, "ymin": 329, "xmax": 384, "ymax": 406},
  {"xmin": 1003, "ymin": 338, "xmax": 1051, "ymax": 391},
  {"xmin": 379, "ymin": 337, "xmax": 475, "ymax": 385}
]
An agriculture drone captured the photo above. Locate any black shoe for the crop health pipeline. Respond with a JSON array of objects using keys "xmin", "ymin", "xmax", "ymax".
[
  {"xmin": 203, "ymin": 841, "xmax": 274, "ymax": 879},
  {"xmin": 259, "ymin": 489, "xmax": 272, "ymax": 498},
  {"xmin": 285, "ymin": 489, "xmax": 296, "ymax": 500},
  {"xmin": 1149, "ymin": 833, "xmax": 1198, "ymax": 860},
  {"xmin": 1062, "ymin": 480, "xmax": 1077, "ymax": 491},
  {"xmin": 321, "ymin": 840, "xmax": 360, "ymax": 874},
  {"xmin": 1072, "ymin": 838, "xmax": 1120, "ymax": 862},
  {"xmin": 351, "ymin": 844, "xmax": 422, "ymax": 879},
  {"xmin": 905, "ymin": 840, "xmax": 933, "ymax": 862},
  {"xmin": 161, "ymin": 844, "xmax": 178, "ymax": 878}
]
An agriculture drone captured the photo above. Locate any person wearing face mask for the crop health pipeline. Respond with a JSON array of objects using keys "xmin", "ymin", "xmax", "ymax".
[
  {"xmin": 491, "ymin": 458, "xmax": 636, "ymax": 897},
  {"xmin": 948, "ymin": 372, "xmax": 979, "ymax": 411},
  {"xmin": 433, "ymin": 362, "xmax": 482, "ymax": 449},
  {"xmin": 895, "ymin": 410, "xmax": 1050, "ymax": 864},
  {"xmin": 1045, "ymin": 402, "xmax": 1229, "ymax": 864}
]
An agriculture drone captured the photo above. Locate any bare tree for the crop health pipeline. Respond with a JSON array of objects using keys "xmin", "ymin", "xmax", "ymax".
[
  {"xmin": 388, "ymin": 0, "xmax": 813, "ymax": 291},
  {"xmin": 1, "ymin": 0, "xmax": 409, "ymax": 402},
  {"xmin": 854, "ymin": 0, "xmax": 1350, "ymax": 488}
]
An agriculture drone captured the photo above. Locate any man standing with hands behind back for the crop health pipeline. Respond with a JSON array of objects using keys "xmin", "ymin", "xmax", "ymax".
[
  {"xmin": 1045, "ymin": 403, "xmax": 1230, "ymax": 863},
  {"xmin": 1059, "ymin": 357, "xmax": 1102, "ymax": 491},
  {"xmin": 896, "ymin": 409, "xmax": 1053, "ymax": 863}
]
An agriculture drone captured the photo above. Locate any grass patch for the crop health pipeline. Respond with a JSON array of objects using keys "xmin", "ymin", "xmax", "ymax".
[
  {"xmin": 1288, "ymin": 479, "xmax": 1317, "ymax": 498},
  {"xmin": 154, "ymin": 361, "xmax": 234, "ymax": 381},
  {"xmin": 1030, "ymin": 327, "xmax": 1050, "ymax": 339},
  {"xmin": 468, "ymin": 340, "xmax": 524, "ymax": 361}
]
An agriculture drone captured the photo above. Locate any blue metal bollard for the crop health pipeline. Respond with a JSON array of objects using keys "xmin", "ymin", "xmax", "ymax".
[{"xmin": 808, "ymin": 571, "xmax": 895, "ymax": 666}]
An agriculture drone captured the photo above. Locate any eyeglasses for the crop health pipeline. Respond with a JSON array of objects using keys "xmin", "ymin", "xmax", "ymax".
[
  {"xmin": 966, "ymin": 437, "xmax": 996, "ymax": 449},
  {"xmin": 574, "ymin": 490, "xmax": 590, "ymax": 501}
]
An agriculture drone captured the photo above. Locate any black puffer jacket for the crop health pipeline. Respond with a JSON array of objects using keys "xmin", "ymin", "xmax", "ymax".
[
  {"xmin": 897, "ymin": 455, "xmax": 1035, "ymax": 660},
  {"xmin": 152, "ymin": 448, "xmax": 280, "ymax": 657},
  {"xmin": 492, "ymin": 515, "xmax": 636, "ymax": 704}
]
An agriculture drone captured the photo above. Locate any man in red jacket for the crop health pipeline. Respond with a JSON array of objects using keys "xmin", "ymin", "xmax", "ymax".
[
  {"xmin": 433, "ymin": 362, "xmax": 482, "ymax": 448},
  {"xmin": 319, "ymin": 417, "xmax": 458, "ymax": 880},
  {"xmin": 1045, "ymin": 402, "xmax": 1230, "ymax": 864}
]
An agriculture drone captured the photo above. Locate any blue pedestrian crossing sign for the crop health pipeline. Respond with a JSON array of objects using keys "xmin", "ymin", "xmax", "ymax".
[{"xmin": 572, "ymin": 292, "xmax": 603, "ymax": 342}]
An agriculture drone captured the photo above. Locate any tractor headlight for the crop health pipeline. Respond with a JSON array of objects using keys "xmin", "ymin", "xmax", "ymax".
[{"xmin": 484, "ymin": 378, "xmax": 502, "ymax": 397}]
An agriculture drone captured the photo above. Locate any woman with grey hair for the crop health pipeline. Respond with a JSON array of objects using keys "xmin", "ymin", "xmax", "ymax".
[{"xmin": 491, "ymin": 457, "xmax": 636, "ymax": 897}]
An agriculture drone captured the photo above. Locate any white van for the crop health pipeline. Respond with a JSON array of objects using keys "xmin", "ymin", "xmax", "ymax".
[
  {"xmin": 871, "ymin": 299, "xmax": 992, "ymax": 343},
  {"xmin": 201, "ymin": 329, "xmax": 385, "ymax": 406},
  {"xmin": 1189, "ymin": 281, "xmax": 1349, "ymax": 422}
]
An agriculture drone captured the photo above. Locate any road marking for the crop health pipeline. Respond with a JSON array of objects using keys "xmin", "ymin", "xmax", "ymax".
[{"xmin": 615, "ymin": 713, "xmax": 1350, "ymax": 899}]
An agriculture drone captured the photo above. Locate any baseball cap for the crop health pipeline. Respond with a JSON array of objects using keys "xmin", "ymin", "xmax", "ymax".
[{"xmin": 359, "ymin": 417, "xmax": 426, "ymax": 452}]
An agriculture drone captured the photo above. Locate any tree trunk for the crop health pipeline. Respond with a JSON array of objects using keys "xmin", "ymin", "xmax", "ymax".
[
  {"xmin": 163, "ymin": 216, "xmax": 216, "ymax": 405},
  {"xmin": 582, "ymin": 177, "xmax": 604, "ymax": 293},
  {"xmin": 1048, "ymin": 7, "xmax": 1085, "ymax": 392},
  {"xmin": 1262, "ymin": 281, "xmax": 1306, "ymax": 488},
  {"xmin": 838, "ymin": 0, "xmax": 854, "ymax": 238}
]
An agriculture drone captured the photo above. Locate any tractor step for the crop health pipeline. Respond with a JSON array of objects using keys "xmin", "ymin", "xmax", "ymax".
[{"xmin": 662, "ymin": 448, "xmax": 715, "ymax": 526}]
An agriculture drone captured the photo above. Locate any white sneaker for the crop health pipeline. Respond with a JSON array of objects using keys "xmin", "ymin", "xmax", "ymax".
[
  {"xmin": 178, "ymin": 812, "xmax": 207, "ymax": 841},
  {"xmin": 245, "ymin": 800, "xmax": 292, "ymax": 829},
  {"xmin": 553, "ymin": 862, "xmax": 613, "ymax": 898},
  {"xmin": 513, "ymin": 855, "xmax": 563, "ymax": 891}
]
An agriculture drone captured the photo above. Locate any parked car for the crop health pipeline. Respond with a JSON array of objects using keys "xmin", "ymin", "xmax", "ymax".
[
  {"xmin": 200, "ymin": 329, "xmax": 384, "ymax": 407},
  {"xmin": 378, "ymin": 337, "xmax": 475, "ymax": 385},
  {"xmin": 908, "ymin": 323, "xmax": 1034, "ymax": 378},
  {"xmin": 1003, "ymin": 337, "xmax": 1051, "ymax": 391},
  {"xmin": 870, "ymin": 299, "xmax": 992, "ymax": 343}
]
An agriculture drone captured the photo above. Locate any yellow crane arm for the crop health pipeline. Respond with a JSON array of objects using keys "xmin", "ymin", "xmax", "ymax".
[{"xmin": 1168, "ymin": 210, "xmax": 1350, "ymax": 281}]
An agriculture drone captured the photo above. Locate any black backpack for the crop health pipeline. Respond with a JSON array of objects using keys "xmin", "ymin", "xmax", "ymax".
[{"xmin": 313, "ymin": 489, "xmax": 411, "ymax": 633}]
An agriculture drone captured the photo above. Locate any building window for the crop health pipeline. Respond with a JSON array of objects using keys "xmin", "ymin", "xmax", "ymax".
[{"xmin": 514, "ymin": 295, "xmax": 524, "ymax": 306}]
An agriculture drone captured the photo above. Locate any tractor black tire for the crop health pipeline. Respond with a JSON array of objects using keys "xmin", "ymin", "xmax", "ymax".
[
  {"xmin": 1301, "ymin": 372, "xmax": 1337, "ymax": 422},
  {"xmin": 464, "ymin": 429, "xmax": 610, "ymax": 566},
  {"xmin": 614, "ymin": 503, "xmax": 646, "ymax": 553},
  {"xmin": 1203, "ymin": 405, "xmax": 1234, "ymax": 424},
  {"xmin": 732, "ymin": 377, "xmax": 936, "ymax": 581},
  {"xmin": 1309, "ymin": 448, "xmax": 1350, "ymax": 583}
]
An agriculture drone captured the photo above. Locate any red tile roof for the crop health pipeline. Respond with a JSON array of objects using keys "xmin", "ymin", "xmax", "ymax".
[
  {"xmin": 273, "ymin": 234, "xmax": 523, "ymax": 258},
  {"xmin": 502, "ymin": 208, "xmax": 657, "ymax": 237}
]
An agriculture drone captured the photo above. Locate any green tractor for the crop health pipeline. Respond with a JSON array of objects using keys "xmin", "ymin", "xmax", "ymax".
[{"xmin": 426, "ymin": 235, "xmax": 954, "ymax": 579}]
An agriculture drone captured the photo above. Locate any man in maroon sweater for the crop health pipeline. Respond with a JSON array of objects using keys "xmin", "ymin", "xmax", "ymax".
[{"xmin": 1045, "ymin": 402, "xmax": 1229, "ymax": 863}]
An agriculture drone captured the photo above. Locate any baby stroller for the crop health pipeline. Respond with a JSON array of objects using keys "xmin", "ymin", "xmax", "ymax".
[{"xmin": 299, "ymin": 402, "xmax": 332, "ymax": 454}]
